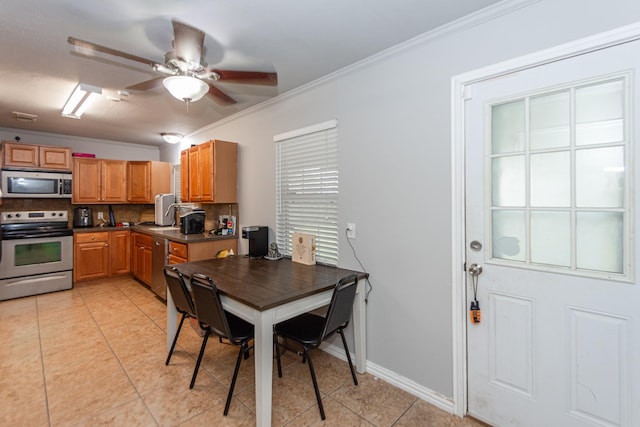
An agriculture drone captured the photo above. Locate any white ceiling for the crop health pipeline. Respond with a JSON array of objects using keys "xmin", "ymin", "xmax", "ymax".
[{"xmin": 0, "ymin": 0, "xmax": 502, "ymax": 146}]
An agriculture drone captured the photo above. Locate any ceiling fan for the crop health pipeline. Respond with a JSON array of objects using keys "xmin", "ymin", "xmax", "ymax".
[{"xmin": 68, "ymin": 19, "xmax": 277, "ymax": 107}]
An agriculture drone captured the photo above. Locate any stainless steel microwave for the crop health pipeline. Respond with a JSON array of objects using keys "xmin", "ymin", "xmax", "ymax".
[{"xmin": 1, "ymin": 170, "xmax": 72, "ymax": 198}]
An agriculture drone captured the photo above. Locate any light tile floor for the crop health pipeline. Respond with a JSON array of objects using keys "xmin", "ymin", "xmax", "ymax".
[{"xmin": 1, "ymin": 276, "xmax": 487, "ymax": 426}]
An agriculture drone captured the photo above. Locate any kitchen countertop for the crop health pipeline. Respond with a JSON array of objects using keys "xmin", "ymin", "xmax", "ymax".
[{"xmin": 73, "ymin": 224, "xmax": 238, "ymax": 244}]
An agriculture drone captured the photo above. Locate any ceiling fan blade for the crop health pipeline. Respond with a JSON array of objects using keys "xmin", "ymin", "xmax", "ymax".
[
  {"xmin": 67, "ymin": 36, "xmax": 158, "ymax": 68},
  {"xmin": 207, "ymin": 84, "xmax": 236, "ymax": 105},
  {"xmin": 212, "ymin": 69, "xmax": 278, "ymax": 86},
  {"xmin": 172, "ymin": 20, "xmax": 205, "ymax": 64},
  {"xmin": 126, "ymin": 77, "xmax": 164, "ymax": 91}
]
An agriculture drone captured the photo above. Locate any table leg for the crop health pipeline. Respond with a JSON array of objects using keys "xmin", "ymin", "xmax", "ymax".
[
  {"xmin": 166, "ymin": 288, "xmax": 177, "ymax": 352},
  {"xmin": 353, "ymin": 279, "xmax": 367, "ymax": 373},
  {"xmin": 254, "ymin": 311, "xmax": 274, "ymax": 427}
]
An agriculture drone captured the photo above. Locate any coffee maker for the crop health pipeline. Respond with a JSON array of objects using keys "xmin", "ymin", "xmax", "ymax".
[
  {"xmin": 242, "ymin": 226, "xmax": 268, "ymax": 258},
  {"xmin": 73, "ymin": 207, "xmax": 94, "ymax": 227}
]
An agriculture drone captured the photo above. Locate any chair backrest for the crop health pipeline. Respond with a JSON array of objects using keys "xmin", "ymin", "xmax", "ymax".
[
  {"xmin": 190, "ymin": 273, "xmax": 232, "ymax": 339},
  {"xmin": 164, "ymin": 266, "xmax": 196, "ymax": 318},
  {"xmin": 320, "ymin": 274, "xmax": 359, "ymax": 341}
]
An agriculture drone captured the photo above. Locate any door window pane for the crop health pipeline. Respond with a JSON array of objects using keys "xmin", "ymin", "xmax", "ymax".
[
  {"xmin": 576, "ymin": 80, "xmax": 624, "ymax": 146},
  {"xmin": 530, "ymin": 91, "xmax": 570, "ymax": 149},
  {"xmin": 531, "ymin": 211, "xmax": 570, "ymax": 267},
  {"xmin": 577, "ymin": 212, "xmax": 623, "ymax": 273},
  {"xmin": 530, "ymin": 151, "xmax": 570, "ymax": 207},
  {"xmin": 492, "ymin": 100, "xmax": 525, "ymax": 154},
  {"xmin": 576, "ymin": 146, "xmax": 624, "ymax": 208},
  {"xmin": 487, "ymin": 74, "xmax": 629, "ymax": 278},
  {"xmin": 492, "ymin": 156, "xmax": 525, "ymax": 207},
  {"xmin": 492, "ymin": 210, "xmax": 525, "ymax": 262}
]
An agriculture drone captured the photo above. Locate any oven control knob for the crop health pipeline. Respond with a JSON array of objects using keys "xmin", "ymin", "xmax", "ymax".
[
  {"xmin": 15, "ymin": 213, "xmax": 21, "ymax": 218},
  {"xmin": 6, "ymin": 214, "xmax": 13, "ymax": 218}
]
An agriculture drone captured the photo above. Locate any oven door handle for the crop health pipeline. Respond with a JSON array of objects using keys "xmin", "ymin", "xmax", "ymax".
[{"xmin": 2, "ymin": 231, "xmax": 73, "ymax": 240}]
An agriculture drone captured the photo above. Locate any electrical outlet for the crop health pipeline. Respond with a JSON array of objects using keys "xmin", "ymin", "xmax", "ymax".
[
  {"xmin": 347, "ymin": 223, "xmax": 356, "ymax": 239},
  {"xmin": 97, "ymin": 212, "xmax": 104, "ymax": 220}
]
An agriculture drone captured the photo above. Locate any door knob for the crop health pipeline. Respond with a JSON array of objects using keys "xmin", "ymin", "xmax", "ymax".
[{"xmin": 468, "ymin": 263, "xmax": 483, "ymax": 276}]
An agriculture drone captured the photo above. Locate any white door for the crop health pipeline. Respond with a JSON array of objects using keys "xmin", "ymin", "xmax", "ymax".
[{"xmin": 465, "ymin": 39, "xmax": 640, "ymax": 427}]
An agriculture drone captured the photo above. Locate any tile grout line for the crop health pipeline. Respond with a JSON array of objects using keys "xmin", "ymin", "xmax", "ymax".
[{"xmin": 35, "ymin": 295, "xmax": 53, "ymax": 427}]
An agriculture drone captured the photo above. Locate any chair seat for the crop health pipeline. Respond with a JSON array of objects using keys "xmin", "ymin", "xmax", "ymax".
[
  {"xmin": 225, "ymin": 312, "xmax": 254, "ymax": 342},
  {"xmin": 274, "ymin": 313, "xmax": 325, "ymax": 346},
  {"xmin": 274, "ymin": 274, "xmax": 360, "ymax": 421}
]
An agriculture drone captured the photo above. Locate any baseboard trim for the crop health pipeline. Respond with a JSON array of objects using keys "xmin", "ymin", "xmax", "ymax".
[{"xmin": 321, "ymin": 343, "xmax": 455, "ymax": 414}]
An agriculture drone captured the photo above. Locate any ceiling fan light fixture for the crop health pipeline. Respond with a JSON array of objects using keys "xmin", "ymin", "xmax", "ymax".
[
  {"xmin": 62, "ymin": 83, "xmax": 102, "ymax": 119},
  {"xmin": 162, "ymin": 75, "xmax": 208, "ymax": 103},
  {"xmin": 161, "ymin": 132, "xmax": 183, "ymax": 144}
]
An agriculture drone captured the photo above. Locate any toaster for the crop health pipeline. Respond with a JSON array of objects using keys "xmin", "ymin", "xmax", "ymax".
[{"xmin": 179, "ymin": 210, "xmax": 205, "ymax": 234}]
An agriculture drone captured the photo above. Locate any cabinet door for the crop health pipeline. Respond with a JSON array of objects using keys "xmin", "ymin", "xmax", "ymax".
[
  {"xmin": 39, "ymin": 146, "xmax": 71, "ymax": 170},
  {"xmin": 199, "ymin": 141, "xmax": 214, "ymax": 201},
  {"xmin": 168, "ymin": 254, "xmax": 187, "ymax": 264},
  {"xmin": 132, "ymin": 233, "xmax": 153, "ymax": 285},
  {"xmin": 180, "ymin": 149, "xmax": 189, "ymax": 202},
  {"xmin": 127, "ymin": 161, "xmax": 151, "ymax": 202},
  {"xmin": 109, "ymin": 230, "xmax": 131, "ymax": 275},
  {"xmin": 212, "ymin": 140, "xmax": 238, "ymax": 203},
  {"xmin": 74, "ymin": 241, "xmax": 109, "ymax": 282},
  {"xmin": 72, "ymin": 158, "xmax": 101, "ymax": 203},
  {"xmin": 102, "ymin": 160, "xmax": 127, "ymax": 203},
  {"xmin": 188, "ymin": 147, "xmax": 201, "ymax": 201},
  {"xmin": 3, "ymin": 142, "xmax": 38, "ymax": 168},
  {"xmin": 141, "ymin": 245, "xmax": 153, "ymax": 285}
]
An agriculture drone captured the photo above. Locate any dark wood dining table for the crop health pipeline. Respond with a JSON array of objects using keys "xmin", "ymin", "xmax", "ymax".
[{"xmin": 166, "ymin": 255, "xmax": 368, "ymax": 427}]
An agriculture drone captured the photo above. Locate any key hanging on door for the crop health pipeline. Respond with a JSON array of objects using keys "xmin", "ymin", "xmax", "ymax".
[{"xmin": 468, "ymin": 263, "xmax": 483, "ymax": 324}]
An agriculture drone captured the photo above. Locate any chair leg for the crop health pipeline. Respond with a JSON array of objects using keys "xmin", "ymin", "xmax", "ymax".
[
  {"xmin": 275, "ymin": 334, "xmax": 283, "ymax": 378},
  {"xmin": 338, "ymin": 328, "xmax": 358, "ymax": 386},
  {"xmin": 304, "ymin": 349, "xmax": 326, "ymax": 420},
  {"xmin": 224, "ymin": 341, "xmax": 248, "ymax": 415},
  {"xmin": 166, "ymin": 313, "xmax": 186, "ymax": 365},
  {"xmin": 190, "ymin": 333, "xmax": 209, "ymax": 389}
]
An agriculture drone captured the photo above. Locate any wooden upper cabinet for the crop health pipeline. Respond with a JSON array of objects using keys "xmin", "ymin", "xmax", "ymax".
[
  {"xmin": 182, "ymin": 140, "xmax": 237, "ymax": 203},
  {"xmin": 2, "ymin": 141, "xmax": 71, "ymax": 171},
  {"xmin": 199, "ymin": 141, "xmax": 214, "ymax": 201},
  {"xmin": 188, "ymin": 146, "xmax": 201, "ymax": 201},
  {"xmin": 73, "ymin": 158, "xmax": 101, "ymax": 203},
  {"xmin": 73, "ymin": 158, "xmax": 126, "ymax": 204},
  {"xmin": 127, "ymin": 161, "xmax": 170, "ymax": 203},
  {"xmin": 179, "ymin": 149, "xmax": 189, "ymax": 202},
  {"xmin": 39, "ymin": 146, "xmax": 72, "ymax": 170},
  {"xmin": 101, "ymin": 159, "xmax": 127, "ymax": 203}
]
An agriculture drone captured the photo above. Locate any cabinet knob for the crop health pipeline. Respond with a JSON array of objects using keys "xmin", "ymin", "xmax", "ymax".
[{"xmin": 90, "ymin": 236, "xmax": 95, "ymax": 240}]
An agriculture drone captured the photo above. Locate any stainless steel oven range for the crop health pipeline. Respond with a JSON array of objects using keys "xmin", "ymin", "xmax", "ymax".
[{"xmin": 0, "ymin": 210, "xmax": 73, "ymax": 301}]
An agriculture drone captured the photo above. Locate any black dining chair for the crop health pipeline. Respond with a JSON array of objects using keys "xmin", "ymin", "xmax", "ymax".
[
  {"xmin": 274, "ymin": 274, "xmax": 359, "ymax": 420},
  {"xmin": 163, "ymin": 266, "xmax": 197, "ymax": 366},
  {"xmin": 189, "ymin": 272, "xmax": 254, "ymax": 416}
]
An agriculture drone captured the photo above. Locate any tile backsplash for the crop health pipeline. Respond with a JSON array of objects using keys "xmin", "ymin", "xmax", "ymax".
[{"xmin": 0, "ymin": 199, "xmax": 238, "ymax": 233}]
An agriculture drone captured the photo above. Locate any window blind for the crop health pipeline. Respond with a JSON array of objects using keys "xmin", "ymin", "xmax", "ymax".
[{"xmin": 275, "ymin": 120, "xmax": 338, "ymax": 265}]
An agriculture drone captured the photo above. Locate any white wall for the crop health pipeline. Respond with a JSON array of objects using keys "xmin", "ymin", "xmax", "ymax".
[
  {"xmin": 21, "ymin": 0, "xmax": 633, "ymax": 403},
  {"xmin": 0, "ymin": 128, "xmax": 160, "ymax": 161}
]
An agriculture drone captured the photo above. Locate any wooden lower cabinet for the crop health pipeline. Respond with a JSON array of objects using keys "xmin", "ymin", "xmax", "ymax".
[
  {"xmin": 74, "ymin": 232, "xmax": 110, "ymax": 282},
  {"xmin": 168, "ymin": 241, "xmax": 188, "ymax": 264},
  {"xmin": 74, "ymin": 230, "xmax": 132, "ymax": 282},
  {"xmin": 132, "ymin": 232, "xmax": 152, "ymax": 286},
  {"xmin": 166, "ymin": 238, "xmax": 238, "ymax": 265},
  {"xmin": 109, "ymin": 230, "xmax": 131, "ymax": 275}
]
